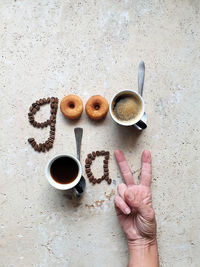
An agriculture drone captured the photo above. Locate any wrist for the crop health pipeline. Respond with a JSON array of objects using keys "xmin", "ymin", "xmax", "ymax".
[
  {"xmin": 128, "ymin": 236, "xmax": 157, "ymax": 250},
  {"xmin": 128, "ymin": 239, "xmax": 159, "ymax": 267}
]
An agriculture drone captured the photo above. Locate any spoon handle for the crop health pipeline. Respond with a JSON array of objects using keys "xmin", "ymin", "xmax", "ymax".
[
  {"xmin": 74, "ymin": 127, "xmax": 83, "ymax": 161},
  {"xmin": 138, "ymin": 61, "xmax": 145, "ymax": 97}
]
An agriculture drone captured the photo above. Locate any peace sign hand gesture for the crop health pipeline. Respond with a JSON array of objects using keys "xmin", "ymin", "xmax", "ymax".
[{"xmin": 114, "ymin": 150, "xmax": 157, "ymax": 248}]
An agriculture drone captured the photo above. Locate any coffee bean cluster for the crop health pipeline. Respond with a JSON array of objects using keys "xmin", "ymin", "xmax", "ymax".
[
  {"xmin": 27, "ymin": 97, "xmax": 59, "ymax": 152},
  {"xmin": 85, "ymin": 151, "xmax": 112, "ymax": 185}
]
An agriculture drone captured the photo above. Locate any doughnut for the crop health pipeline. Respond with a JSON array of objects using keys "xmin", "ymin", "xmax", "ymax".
[
  {"xmin": 60, "ymin": 95, "xmax": 83, "ymax": 119},
  {"xmin": 85, "ymin": 95, "xmax": 109, "ymax": 120}
]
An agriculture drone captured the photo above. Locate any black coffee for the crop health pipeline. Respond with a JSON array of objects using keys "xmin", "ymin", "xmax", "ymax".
[{"xmin": 50, "ymin": 157, "xmax": 79, "ymax": 184}]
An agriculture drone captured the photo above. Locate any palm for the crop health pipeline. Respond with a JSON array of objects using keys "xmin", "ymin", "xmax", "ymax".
[{"xmin": 114, "ymin": 150, "xmax": 156, "ymax": 244}]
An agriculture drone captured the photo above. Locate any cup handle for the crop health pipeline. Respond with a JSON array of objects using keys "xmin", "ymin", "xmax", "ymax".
[
  {"xmin": 72, "ymin": 176, "xmax": 86, "ymax": 198},
  {"xmin": 135, "ymin": 118, "xmax": 147, "ymax": 129}
]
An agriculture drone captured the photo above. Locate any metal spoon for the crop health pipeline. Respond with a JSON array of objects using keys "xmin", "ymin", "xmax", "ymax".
[
  {"xmin": 73, "ymin": 127, "xmax": 86, "ymax": 197},
  {"xmin": 134, "ymin": 61, "xmax": 147, "ymax": 130}
]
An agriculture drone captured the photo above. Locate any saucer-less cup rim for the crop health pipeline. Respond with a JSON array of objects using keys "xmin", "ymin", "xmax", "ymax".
[
  {"xmin": 46, "ymin": 154, "xmax": 82, "ymax": 190},
  {"xmin": 109, "ymin": 90, "xmax": 145, "ymax": 126}
]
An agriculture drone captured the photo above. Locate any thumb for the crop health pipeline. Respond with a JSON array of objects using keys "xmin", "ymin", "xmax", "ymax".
[{"xmin": 124, "ymin": 188, "xmax": 137, "ymax": 209}]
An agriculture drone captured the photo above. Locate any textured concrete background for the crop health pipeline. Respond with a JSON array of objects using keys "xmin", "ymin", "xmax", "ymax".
[{"xmin": 0, "ymin": 0, "xmax": 200, "ymax": 266}]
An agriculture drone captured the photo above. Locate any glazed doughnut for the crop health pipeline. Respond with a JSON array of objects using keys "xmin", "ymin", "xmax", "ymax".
[
  {"xmin": 85, "ymin": 95, "xmax": 109, "ymax": 120},
  {"xmin": 60, "ymin": 95, "xmax": 83, "ymax": 119}
]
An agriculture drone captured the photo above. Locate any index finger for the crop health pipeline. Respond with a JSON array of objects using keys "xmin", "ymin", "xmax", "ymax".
[
  {"xmin": 140, "ymin": 150, "xmax": 152, "ymax": 187},
  {"xmin": 114, "ymin": 149, "xmax": 135, "ymax": 186}
]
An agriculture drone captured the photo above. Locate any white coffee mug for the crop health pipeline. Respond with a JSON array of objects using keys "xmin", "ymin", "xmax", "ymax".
[
  {"xmin": 109, "ymin": 90, "xmax": 147, "ymax": 129},
  {"xmin": 46, "ymin": 154, "xmax": 82, "ymax": 190}
]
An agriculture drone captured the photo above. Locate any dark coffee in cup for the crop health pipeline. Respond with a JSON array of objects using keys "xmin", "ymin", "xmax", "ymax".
[{"xmin": 50, "ymin": 156, "xmax": 79, "ymax": 184}]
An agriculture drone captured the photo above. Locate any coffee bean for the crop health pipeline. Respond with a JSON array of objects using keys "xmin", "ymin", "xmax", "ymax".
[
  {"xmin": 87, "ymin": 153, "xmax": 92, "ymax": 158},
  {"xmin": 29, "ymin": 106, "xmax": 33, "ymax": 112},
  {"xmin": 51, "ymin": 97, "xmax": 55, "ymax": 102},
  {"xmin": 38, "ymin": 145, "xmax": 42, "ymax": 152},
  {"xmin": 32, "ymin": 103, "xmax": 37, "ymax": 108},
  {"xmin": 104, "ymin": 168, "xmax": 109, "ymax": 172},
  {"xmin": 50, "ymin": 115, "xmax": 54, "ymax": 121},
  {"xmin": 43, "ymin": 98, "xmax": 47, "ymax": 103},
  {"xmin": 96, "ymin": 151, "xmax": 100, "ymax": 156},
  {"xmin": 34, "ymin": 144, "xmax": 38, "ymax": 151},
  {"xmin": 28, "ymin": 138, "xmax": 34, "ymax": 143},
  {"xmin": 105, "ymin": 151, "xmax": 110, "ymax": 155},
  {"xmin": 31, "ymin": 140, "xmax": 36, "ymax": 146},
  {"xmin": 104, "ymin": 171, "xmax": 109, "ymax": 175},
  {"xmin": 55, "ymin": 98, "xmax": 59, "ymax": 103},
  {"xmin": 103, "ymin": 164, "xmax": 108, "ymax": 168},
  {"xmin": 49, "ymin": 138, "xmax": 54, "ymax": 142},
  {"xmin": 32, "ymin": 108, "xmax": 37, "ymax": 114},
  {"xmin": 85, "ymin": 164, "xmax": 90, "ymax": 168},
  {"xmin": 49, "ymin": 143, "xmax": 53, "ymax": 148},
  {"xmin": 51, "ymin": 103, "xmax": 54, "ymax": 109},
  {"xmin": 47, "ymin": 97, "xmax": 50, "ymax": 103},
  {"xmin": 54, "ymin": 104, "xmax": 58, "ymax": 109},
  {"xmin": 92, "ymin": 179, "xmax": 97, "ymax": 184},
  {"xmin": 36, "ymin": 100, "xmax": 40, "ymax": 105},
  {"xmin": 42, "ymin": 145, "xmax": 45, "ymax": 152},
  {"xmin": 39, "ymin": 99, "xmax": 43, "ymax": 104},
  {"xmin": 87, "ymin": 172, "xmax": 92, "ymax": 177},
  {"xmin": 105, "ymin": 176, "xmax": 109, "ymax": 181},
  {"xmin": 47, "ymin": 120, "xmax": 51, "ymax": 125},
  {"xmin": 100, "ymin": 150, "xmax": 105, "ymax": 155},
  {"xmin": 29, "ymin": 117, "xmax": 34, "ymax": 122},
  {"xmin": 44, "ymin": 122, "xmax": 48, "ymax": 127},
  {"xmin": 105, "ymin": 155, "xmax": 109, "ymax": 160},
  {"xmin": 92, "ymin": 151, "xmax": 96, "ymax": 157},
  {"xmin": 91, "ymin": 156, "xmax": 95, "ymax": 160},
  {"xmin": 45, "ymin": 144, "xmax": 49, "ymax": 150},
  {"xmin": 85, "ymin": 158, "xmax": 90, "ymax": 164},
  {"xmin": 96, "ymin": 178, "xmax": 101, "ymax": 183},
  {"xmin": 36, "ymin": 122, "xmax": 41, "ymax": 128},
  {"xmin": 108, "ymin": 179, "xmax": 112, "ymax": 185},
  {"xmin": 50, "ymin": 126, "xmax": 55, "ymax": 130},
  {"xmin": 50, "ymin": 130, "xmax": 55, "ymax": 135},
  {"xmin": 104, "ymin": 160, "xmax": 108, "ymax": 164},
  {"xmin": 36, "ymin": 105, "xmax": 40, "ymax": 111},
  {"xmin": 28, "ymin": 112, "xmax": 33, "ymax": 116},
  {"xmin": 86, "ymin": 169, "xmax": 90, "ymax": 174}
]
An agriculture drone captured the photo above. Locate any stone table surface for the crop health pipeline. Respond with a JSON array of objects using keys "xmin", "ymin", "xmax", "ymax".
[{"xmin": 0, "ymin": 1, "xmax": 200, "ymax": 267}]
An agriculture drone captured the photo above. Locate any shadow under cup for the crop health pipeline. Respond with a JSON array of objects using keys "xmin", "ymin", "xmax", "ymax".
[
  {"xmin": 109, "ymin": 90, "xmax": 145, "ymax": 127},
  {"xmin": 46, "ymin": 154, "xmax": 82, "ymax": 190}
]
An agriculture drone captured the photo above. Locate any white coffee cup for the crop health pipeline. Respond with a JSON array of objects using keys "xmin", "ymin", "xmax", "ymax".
[
  {"xmin": 109, "ymin": 90, "xmax": 147, "ymax": 129},
  {"xmin": 45, "ymin": 154, "xmax": 82, "ymax": 190}
]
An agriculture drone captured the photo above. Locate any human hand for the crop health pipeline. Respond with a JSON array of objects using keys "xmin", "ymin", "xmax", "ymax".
[{"xmin": 114, "ymin": 150, "xmax": 157, "ymax": 249}]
